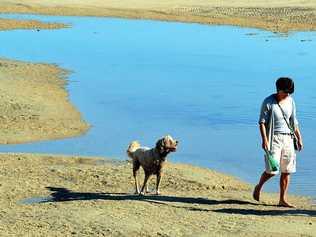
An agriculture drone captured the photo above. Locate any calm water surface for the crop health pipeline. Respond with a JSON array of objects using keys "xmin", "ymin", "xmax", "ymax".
[{"xmin": 0, "ymin": 14, "xmax": 315, "ymax": 198}]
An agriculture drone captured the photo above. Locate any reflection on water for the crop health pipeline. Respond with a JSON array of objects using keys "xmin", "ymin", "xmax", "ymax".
[{"xmin": 0, "ymin": 14, "xmax": 316, "ymax": 198}]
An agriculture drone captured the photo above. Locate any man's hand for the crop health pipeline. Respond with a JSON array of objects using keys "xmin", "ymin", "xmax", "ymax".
[
  {"xmin": 262, "ymin": 140, "xmax": 269, "ymax": 151},
  {"xmin": 298, "ymin": 139, "xmax": 304, "ymax": 151},
  {"xmin": 294, "ymin": 127, "xmax": 303, "ymax": 151}
]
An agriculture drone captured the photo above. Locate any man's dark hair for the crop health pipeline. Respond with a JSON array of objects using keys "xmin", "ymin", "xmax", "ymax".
[{"xmin": 276, "ymin": 77, "xmax": 294, "ymax": 94}]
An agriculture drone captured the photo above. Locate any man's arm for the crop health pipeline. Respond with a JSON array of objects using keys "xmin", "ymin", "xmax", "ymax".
[
  {"xmin": 294, "ymin": 126, "xmax": 303, "ymax": 151},
  {"xmin": 259, "ymin": 123, "xmax": 269, "ymax": 151},
  {"xmin": 291, "ymin": 99, "xmax": 303, "ymax": 151}
]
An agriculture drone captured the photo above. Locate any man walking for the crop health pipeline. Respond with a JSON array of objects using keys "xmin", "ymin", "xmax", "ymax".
[{"xmin": 253, "ymin": 77, "xmax": 303, "ymax": 207}]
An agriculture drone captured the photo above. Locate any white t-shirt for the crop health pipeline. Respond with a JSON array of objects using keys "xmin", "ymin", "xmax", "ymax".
[{"xmin": 259, "ymin": 94, "xmax": 299, "ymax": 134}]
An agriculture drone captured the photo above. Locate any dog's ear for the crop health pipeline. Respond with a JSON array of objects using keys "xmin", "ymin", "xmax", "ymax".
[{"xmin": 155, "ymin": 138, "xmax": 165, "ymax": 152}]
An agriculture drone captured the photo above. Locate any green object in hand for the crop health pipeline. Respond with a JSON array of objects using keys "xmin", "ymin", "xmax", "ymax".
[{"xmin": 265, "ymin": 150, "xmax": 279, "ymax": 172}]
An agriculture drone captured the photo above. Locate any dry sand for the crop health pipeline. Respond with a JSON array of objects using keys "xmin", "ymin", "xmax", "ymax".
[
  {"xmin": 1, "ymin": 0, "xmax": 316, "ymax": 32},
  {"xmin": 0, "ymin": 58, "xmax": 89, "ymax": 144},
  {"xmin": 0, "ymin": 153, "xmax": 314, "ymax": 237}
]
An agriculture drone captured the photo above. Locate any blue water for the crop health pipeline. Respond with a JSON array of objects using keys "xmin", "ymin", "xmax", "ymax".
[{"xmin": 0, "ymin": 14, "xmax": 316, "ymax": 198}]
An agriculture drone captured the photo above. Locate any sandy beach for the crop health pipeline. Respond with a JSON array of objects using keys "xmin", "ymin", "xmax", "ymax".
[
  {"xmin": 0, "ymin": 58, "xmax": 89, "ymax": 144},
  {"xmin": 0, "ymin": 1, "xmax": 315, "ymax": 236},
  {"xmin": 0, "ymin": 153, "xmax": 315, "ymax": 236},
  {"xmin": 1, "ymin": 0, "xmax": 316, "ymax": 32}
]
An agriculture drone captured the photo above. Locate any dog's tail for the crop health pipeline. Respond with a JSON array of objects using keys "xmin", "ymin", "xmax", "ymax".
[{"xmin": 127, "ymin": 141, "xmax": 141, "ymax": 159}]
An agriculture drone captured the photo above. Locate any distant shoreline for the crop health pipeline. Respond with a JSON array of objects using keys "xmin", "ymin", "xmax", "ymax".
[{"xmin": 1, "ymin": 1, "xmax": 316, "ymax": 32}]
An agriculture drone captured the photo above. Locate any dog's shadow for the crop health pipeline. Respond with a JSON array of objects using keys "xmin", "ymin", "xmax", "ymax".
[
  {"xmin": 23, "ymin": 187, "xmax": 315, "ymax": 216},
  {"xmin": 43, "ymin": 187, "xmax": 250, "ymax": 205}
]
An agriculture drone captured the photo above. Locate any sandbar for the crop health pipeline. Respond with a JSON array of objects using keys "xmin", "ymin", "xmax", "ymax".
[
  {"xmin": 0, "ymin": 17, "xmax": 66, "ymax": 31},
  {"xmin": 0, "ymin": 58, "xmax": 89, "ymax": 144}
]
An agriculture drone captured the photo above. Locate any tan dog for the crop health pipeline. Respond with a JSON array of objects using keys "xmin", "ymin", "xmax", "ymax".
[{"xmin": 127, "ymin": 135, "xmax": 178, "ymax": 195}]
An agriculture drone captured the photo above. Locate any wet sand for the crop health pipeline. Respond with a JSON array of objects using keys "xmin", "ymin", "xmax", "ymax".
[
  {"xmin": 0, "ymin": 153, "xmax": 314, "ymax": 236},
  {"xmin": 1, "ymin": 0, "xmax": 316, "ymax": 32},
  {"xmin": 0, "ymin": 17, "xmax": 66, "ymax": 31},
  {"xmin": 0, "ymin": 58, "xmax": 89, "ymax": 144}
]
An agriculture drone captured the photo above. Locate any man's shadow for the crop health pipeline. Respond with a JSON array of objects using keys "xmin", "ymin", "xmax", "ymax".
[{"xmin": 214, "ymin": 208, "xmax": 316, "ymax": 217}]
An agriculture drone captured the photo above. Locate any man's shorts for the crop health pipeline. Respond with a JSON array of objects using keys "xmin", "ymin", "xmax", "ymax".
[{"xmin": 265, "ymin": 133, "xmax": 296, "ymax": 174}]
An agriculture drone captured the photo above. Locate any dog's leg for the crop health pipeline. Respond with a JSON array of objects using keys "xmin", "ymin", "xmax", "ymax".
[
  {"xmin": 156, "ymin": 172, "xmax": 162, "ymax": 195},
  {"xmin": 133, "ymin": 161, "xmax": 140, "ymax": 194},
  {"xmin": 144, "ymin": 182, "xmax": 149, "ymax": 193},
  {"xmin": 140, "ymin": 173, "xmax": 150, "ymax": 195}
]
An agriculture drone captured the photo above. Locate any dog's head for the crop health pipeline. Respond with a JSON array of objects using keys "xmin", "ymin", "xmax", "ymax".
[{"xmin": 155, "ymin": 135, "xmax": 178, "ymax": 155}]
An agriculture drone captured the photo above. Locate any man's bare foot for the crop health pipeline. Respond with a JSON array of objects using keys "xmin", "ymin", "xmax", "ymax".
[
  {"xmin": 278, "ymin": 200, "xmax": 296, "ymax": 208},
  {"xmin": 252, "ymin": 185, "xmax": 260, "ymax": 202}
]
